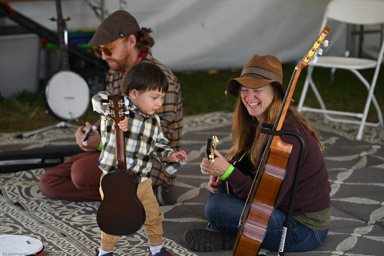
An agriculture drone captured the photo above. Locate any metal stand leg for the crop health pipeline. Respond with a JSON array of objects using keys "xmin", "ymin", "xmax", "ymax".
[
  {"xmin": 260, "ymin": 124, "xmax": 306, "ymax": 255},
  {"xmin": 277, "ymin": 130, "xmax": 305, "ymax": 255},
  {"xmin": 16, "ymin": 121, "xmax": 78, "ymax": 138}
]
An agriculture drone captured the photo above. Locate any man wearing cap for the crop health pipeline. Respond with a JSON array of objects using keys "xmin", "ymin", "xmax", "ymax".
[
  {"xmin": 183, "ymin": 54, "xmax": 330, "ymax": 253},
  {"xmin": 39, "ymin": 7, "xmax": 183, "ymax": 232}
]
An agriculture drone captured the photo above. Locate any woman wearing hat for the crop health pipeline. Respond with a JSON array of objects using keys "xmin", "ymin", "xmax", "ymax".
[{"xmin": 184, "ymin": 54, "xmax": 330, "ymax": 252}]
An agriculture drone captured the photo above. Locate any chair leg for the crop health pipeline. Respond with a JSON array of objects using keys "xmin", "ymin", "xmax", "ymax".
[
  {"xmin": 297, "ymin": 66, "xmax": 329, "ymax": 121},
  {"xmin": 352, "ymin": 70, "xmax": 384, "ymax": 140},
  {"xmin": 356, "ymin": 81, "xmax": 384, "ymax": 140},
  {"xmin": 330, "ymin": 67, "xmax": 336, "ymax": 83},
  {"xmin": 308, "ymin": 72, "xmax": 329, "ymax": 116},
  {"xmin": 297, "ymin": 66, "xmax": 383, "ymax": 141},
  {"xmin": 352, "ymin": 70, "xmax": 383, "ymax": 123}
]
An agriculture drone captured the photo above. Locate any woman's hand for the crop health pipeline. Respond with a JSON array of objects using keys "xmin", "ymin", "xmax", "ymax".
[
  {"xmin": 207, "ymin": 175, "xmax": 222, "ymax": 193},
  {"xmin": 200, "ymin": 150, "xmax": 231, "ymax": 177},
  {"xmin": 200, "ymin": 150, "xmax": 231, "ymax": 192}
]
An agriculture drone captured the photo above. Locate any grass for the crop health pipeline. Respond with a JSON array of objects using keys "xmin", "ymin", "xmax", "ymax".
[{"xmin": 1, "ymin": 64, "xmax": 383, "ymax": 133}]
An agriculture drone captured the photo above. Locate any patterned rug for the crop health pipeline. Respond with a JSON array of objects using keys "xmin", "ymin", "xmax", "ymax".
[{"xmin": 1, "ymin": 112, "xmax": 384, "ymax": 256}]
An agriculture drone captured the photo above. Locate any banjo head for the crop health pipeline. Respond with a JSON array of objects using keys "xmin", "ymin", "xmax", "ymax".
[
  {"xmin": 45, "ymin": 71, "xmax": 90, "ymax": 121},
  {"xmin": 0, "ymin": 235, "xmax": 44, "ymax": 255}
]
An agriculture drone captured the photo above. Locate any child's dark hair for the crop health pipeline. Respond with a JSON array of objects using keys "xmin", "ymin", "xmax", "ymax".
[{"xmin": 121, "ymin": 63, "xmax": 168, "ymax": 95}]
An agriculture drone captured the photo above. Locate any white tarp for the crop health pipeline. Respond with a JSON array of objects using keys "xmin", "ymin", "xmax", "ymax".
[{"xmin": 3, "ymin": 0, "xmax": 381, "ymax": 71}]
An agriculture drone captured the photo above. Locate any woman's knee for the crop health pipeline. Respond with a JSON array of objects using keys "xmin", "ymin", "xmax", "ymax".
[{"xmin": 204, "ymin": 196, "xmax": 219, "ymax": 223}]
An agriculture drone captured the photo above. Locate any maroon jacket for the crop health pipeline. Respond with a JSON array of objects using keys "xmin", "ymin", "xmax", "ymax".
[{"xmin": 226, "ymin": 116, "xmax": 331, "ymax": 215}]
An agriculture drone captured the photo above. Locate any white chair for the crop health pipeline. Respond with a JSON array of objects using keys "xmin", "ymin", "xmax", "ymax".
[{"xmin": 297, "ymin": 0, "xmax": 384, "ymax": 140}]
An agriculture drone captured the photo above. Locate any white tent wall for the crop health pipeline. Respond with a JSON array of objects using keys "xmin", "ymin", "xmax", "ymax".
[{"xmin": 3, "ymin": 0, "xmax": 381, "ymax": 71}]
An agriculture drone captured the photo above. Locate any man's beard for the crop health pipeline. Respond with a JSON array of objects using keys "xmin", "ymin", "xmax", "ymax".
[
  {"xmin": 108, "ymin": 60, "xmax": 125, "ymax": 72},
  {"xmin": 107, "ymin": 51, "xmax": 130, "ymax": 72}
]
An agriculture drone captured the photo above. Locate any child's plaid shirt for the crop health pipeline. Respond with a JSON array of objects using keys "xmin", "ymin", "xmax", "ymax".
[{"xmin": 92, "ymin": 91, "xmax": 181, "ymax": 183}]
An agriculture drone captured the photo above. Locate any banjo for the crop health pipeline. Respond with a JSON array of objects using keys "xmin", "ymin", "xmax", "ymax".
[{"xmin": 45, "ymin": 0, "xmax": 89, "ymax": 121}]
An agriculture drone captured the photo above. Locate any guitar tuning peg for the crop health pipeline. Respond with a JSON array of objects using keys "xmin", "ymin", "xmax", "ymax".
[
  {"xmin": 312, "ymin": 54, "xmax": 319, "ymax": 64},
  {"xmin": 318, "ymin": 48, "xmax": 323, "ymax": 55},
  {"xmin": 323, "ymin": 39, "xmax": 329, "ymax": 47}
]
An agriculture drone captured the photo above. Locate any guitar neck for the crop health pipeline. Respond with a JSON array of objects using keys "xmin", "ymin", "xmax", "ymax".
[
  {"xmin": 274, "ymin": 26, "xmax": 330, "ymax": 131},
  {"xmin": 108, "ymin": 95, "xmax": 127, "ymax": 172},
  {"xmin": 206, "ymin": 136, "xmax": 219, "ymax": 164},
  {"xmin": 274, "ymin": 67, "xmax": 301, "ymax": 131},
  {"xmin": 55, "ymin": 0, "xmax": 70, "ymax": 71},
  {"xmin": 115, "ymin": 127, "xmax": 127, "ymax": 171}
]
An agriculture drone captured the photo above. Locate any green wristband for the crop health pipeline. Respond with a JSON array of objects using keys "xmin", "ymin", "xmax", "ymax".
[
  {"xmin": 220, "ymin": 164, "xmax": 234, "ymax": 181},
  {"xmin": 97, "ymin": 141, "xmax": 103, "ymax": 151}
]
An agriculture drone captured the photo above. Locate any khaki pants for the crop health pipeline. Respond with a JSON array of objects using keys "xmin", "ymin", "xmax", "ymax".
[{"xmin": 99, "ymin": 175, "xmax": 164, "ymax": 248}]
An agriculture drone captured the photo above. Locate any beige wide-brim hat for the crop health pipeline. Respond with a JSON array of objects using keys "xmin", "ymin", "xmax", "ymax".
[
  {"xmin": 226, "ymin": 54, "xmax": 284, "ymax": 97},
  {"xmin": 89, "ymin": 10, "xmax": 140, "ymax": 46}
]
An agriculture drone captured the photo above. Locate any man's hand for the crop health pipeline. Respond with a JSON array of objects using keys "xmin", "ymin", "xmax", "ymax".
[{"xmin": 75, "ymin": 122, "xmax": 101, "ymax": 151}]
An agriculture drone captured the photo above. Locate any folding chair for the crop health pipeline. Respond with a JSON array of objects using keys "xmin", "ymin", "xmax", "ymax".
[{"xmin": 297, "ymin": 0, "xmax": 384, "ymax": 140}]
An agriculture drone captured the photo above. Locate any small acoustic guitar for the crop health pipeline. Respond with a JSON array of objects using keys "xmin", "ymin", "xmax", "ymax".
[{"xmin": 96, "ymin": 95, "xmax": 146, "ymax": 236}]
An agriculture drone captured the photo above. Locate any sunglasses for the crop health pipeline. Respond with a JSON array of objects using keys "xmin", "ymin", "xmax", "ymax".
[{"xmin": 93, "ymin": 36, "xmax": 127, "ymax": 56}]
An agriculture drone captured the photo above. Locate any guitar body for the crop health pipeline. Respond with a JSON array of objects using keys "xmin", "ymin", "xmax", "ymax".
[
  {"xmin": 232, "ymin": 137, "xmax": 292, "ymax": 255},
  {"xmin": 97, "ymin": 171, "xmax": 146, "ymax": 236}
]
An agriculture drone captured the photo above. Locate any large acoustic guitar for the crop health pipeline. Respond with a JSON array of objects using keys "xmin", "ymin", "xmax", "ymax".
[
  {"xmin": 44, "ymin": 0, "xmax": 89, "ymax": 122},
  {"xmin": 232, "ymin": 26, "xmax": 330, "ymax": 255},
  {"xmin": 96, "ymin": 95, "xmax": 146, "ymax": 236}
]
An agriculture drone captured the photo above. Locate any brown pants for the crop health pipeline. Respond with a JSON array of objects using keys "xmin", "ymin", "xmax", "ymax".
[
  {"xmin": 99, "ymin": 177, "xmax": 164, "ymax": 247},
  {"xmin": 40, "ymin": 152, "xmax": 102, "ymax": 201},
  {"xmin": 40, "ymin": 152, "xmax": 174, "ymax": 202}
]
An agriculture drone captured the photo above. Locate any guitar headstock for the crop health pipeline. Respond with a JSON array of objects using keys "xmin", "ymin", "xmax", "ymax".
[
  {"xmin": 300, "ymin": 25, "xmax": 330, "ymax": 69},
  {"xmin": 274, "ymin": 26, "xmax": 330, "ymax": 132},
  {"xmin": 106, "ymin": 95, "xmax": 127, "ymax": 124},
  {"xmin": 206, "ymin": 136, "xmax": 219, "ymax": 164}
]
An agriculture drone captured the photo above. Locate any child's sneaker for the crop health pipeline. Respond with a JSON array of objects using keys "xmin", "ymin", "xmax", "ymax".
[{"xmin": 148, "ymin": 247, "xmax": 173, "ymax": 256}]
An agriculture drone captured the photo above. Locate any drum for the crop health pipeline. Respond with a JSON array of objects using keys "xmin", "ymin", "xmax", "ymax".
[
  {"xmin": 45, "ymin": 70, "xmax": 90, "ymax": 121},
  {"xmin": 0, "ymin": 234, "xmax": 44, "ymax": 256}
]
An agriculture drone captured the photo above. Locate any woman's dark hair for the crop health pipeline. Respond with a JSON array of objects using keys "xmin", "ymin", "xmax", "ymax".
[{"xmin": 121, "ymin": 63, "xmax": 168, "ymax": 95}]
